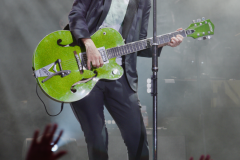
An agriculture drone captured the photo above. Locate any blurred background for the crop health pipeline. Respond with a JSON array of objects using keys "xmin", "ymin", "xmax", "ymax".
[{"xmin": 1, "ymin": 0, "xmax": 240, "ymax": 159}]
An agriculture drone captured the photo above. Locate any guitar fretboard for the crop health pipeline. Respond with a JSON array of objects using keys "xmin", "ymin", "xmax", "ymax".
[{"xmin": 106, "ymin": 30, "xmax": 187, "ymax": 59}]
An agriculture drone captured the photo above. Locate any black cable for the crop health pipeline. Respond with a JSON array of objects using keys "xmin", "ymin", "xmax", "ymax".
[{"xmin": 36, "ymin": 83, "xmax": 64, "ymax": 116}]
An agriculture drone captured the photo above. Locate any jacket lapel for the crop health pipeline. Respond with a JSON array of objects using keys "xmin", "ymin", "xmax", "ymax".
[{"xmin": 122, "ymin": 0, "xmax": 139, "ymax": 40}]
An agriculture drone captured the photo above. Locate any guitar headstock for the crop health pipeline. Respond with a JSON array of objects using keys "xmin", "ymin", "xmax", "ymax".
[{"xmin": 185, "ymin": 17, "xmax": 215, "ymax": 40}]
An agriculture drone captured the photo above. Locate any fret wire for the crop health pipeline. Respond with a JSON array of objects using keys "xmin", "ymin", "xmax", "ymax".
[
  {"xmin": 120, "ymin": 46, "xmax": 124, "ymax": 55},
  {"xmin": 143, "ymin": 40, "xmax": 147, "ymax": 48},
  {"xmin": 120, "ymin": 46, "xmax": 123, "ymax": 56},
  {"xmin": 123, "ymin": 45, "xmax": 125, "ymax": 55},
  {"xmin": 140, "ymin": 41, "xmax": 143, "ymax": 49},
  {"xmin": 141, "ymin": 41, "xmax": 145, "ymax": 49},
  {"xmin": 116, "ymin": 47, "xmax": 119, "ymax": 56},
  {"xmin": 131, "ymin": 43, "xmax": 134, "ymax": 52},
  {"xmin": 136, "ymin": 42, "xmax": 139, "ymax": 51},
  {"xmin": 107, "ymin": 48, "xmax": 110, "ymax": 58},
  {"xmin": 122, "ymin": 45, "xmax": 126, "ymax": 55},
  {"xmin": 133, "ymin": 43, "xmax": 137, "ymax": 52},
  {"xmin": 128, "ymin": 44, "xmax": 131, "ymax": 53},
  {"xmin": 126, "ymin": 44, "xmax": 130, "ymax": 54},
  {"xmin": 140, "ymin": 41, "xmax": 144, "ymax": 50},
  {"xmin": 113, "ymin": 47, "xmax": 116, "ymax": 57},
  {"xmin": 116, "ymin": 47, "xmax": 119, "ymax": 57},
  {"xmin": 113, "ymin": 48, "xmax": 116, "ymax": 57},
  {"xmin": 130, "ymin": 43, "xmax": 133, "ymax": 53}
]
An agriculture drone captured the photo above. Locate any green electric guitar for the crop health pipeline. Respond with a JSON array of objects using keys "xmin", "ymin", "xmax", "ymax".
[{"xmin": 32, "ymin": 18, "xmax": 215, "ymax": 102}]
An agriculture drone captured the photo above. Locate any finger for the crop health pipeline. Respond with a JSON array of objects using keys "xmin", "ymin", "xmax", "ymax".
[
  {"xmin": 41, "ymin": 124, "xmax": 51, "ymax": 142},
  {"xmin": 176, "ymin": 35, "xmax": 184, "ymax": 42},
  {"xmin": 95, "ymin": 61, "xmax": 100, "ymax": 68},
  {"xmin": 177, "ymin": 28, "xmax": 183, "ymax": 31},
  {"xmin": 173, "ymin": 37, "xmax": 179, "ymax": 43},
  {"xmin": 31, "ymin": 130, "xmax": 39, "ymax": 145},
  {"xmin": 170, "ymin": 38, "xmax": 178, "ymax": 47},
  {"xmin": 53, "ymin": 151, "xmax": 67, "ymax": 159},
  {"xmin": 205, "ymin": 155, "xmax": 211, "ymax": 160},
  {"xmin": 100, "ymin": 58, "xmax": 104, "ymax": 67},
  {"xmin": 199, "ymin": 155, "xmax": 205, "ymax": 160},
  {"xmin": 91, "ymin": 60, "xmax": 97, "ymax": 68},
  {"xmin": 48, "ymin": 124, "xmax": 58, "ymax": 142},
  {"xmin": 53, "ymin": 130, "xmax": 63, "ymax": 145},
  {"xmin": 171, "ymin": 37, "xmax": 177, "ymax": 44},
  {"xmin": 167, "ymin": 42, "xmax": 174, "ymax": 47},
  {"xmin": 87, "ymin": 59, "xmax": 91, "ymax": 70}
]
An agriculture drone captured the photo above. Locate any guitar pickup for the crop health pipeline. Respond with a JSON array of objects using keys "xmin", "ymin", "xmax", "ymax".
[
  {"xmin": 79, "ymin": 47, "xmax": 109, "ymax": 70},
  {"xmin": 98, "ymin": 47, "xmax": 109, "ymax": 64}
]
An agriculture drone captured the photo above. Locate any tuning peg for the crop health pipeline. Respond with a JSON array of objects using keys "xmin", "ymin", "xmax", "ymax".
[
  {"xmin": 202, "ymin": 17, "xmax": 205, "ymax": 21},
  {"xmin": 197, "ymin": 19, "xmax": 201, "ymax": 22},
  {"xmin": 197, "ymin": 37, "xmax": 203, "ymax": 40},
  {"xmin": 193, "ymin": 20, "xmax": 196, "ymax": 23},
  {"xmin": 207, "ymin": 35, "xmax": 213, "ymax": 39}
]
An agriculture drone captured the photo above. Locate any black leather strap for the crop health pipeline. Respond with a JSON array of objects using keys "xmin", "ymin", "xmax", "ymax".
[{"xmin": 122, "ymin": 0, "xmax": 139, "ymax": 40}]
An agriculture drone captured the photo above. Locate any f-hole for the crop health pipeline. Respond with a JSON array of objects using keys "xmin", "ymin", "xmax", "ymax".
[{"xmin": 70, "ymin": 71, "xmax": 98, "ymax": 93}]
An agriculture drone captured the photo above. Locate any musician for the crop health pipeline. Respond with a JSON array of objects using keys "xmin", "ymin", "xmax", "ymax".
[{"xmin": 68, "ymin": 0, "xmax": 183, "ymax": 159}]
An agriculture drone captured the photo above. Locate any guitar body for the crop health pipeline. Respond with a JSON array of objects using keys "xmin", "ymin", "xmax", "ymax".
[{"xmin": 33, "ymin": 28, "xmax": 124, "ymax": 102}]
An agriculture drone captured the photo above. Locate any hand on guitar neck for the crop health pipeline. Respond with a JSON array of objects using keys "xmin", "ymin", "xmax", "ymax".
[
  {"xmin": 158, "ymin": 28, "xmax": 184, "ymax": 48},
  {"xmin": 81, "ymin": 38, "xmax": 104, "ymax": 69}
]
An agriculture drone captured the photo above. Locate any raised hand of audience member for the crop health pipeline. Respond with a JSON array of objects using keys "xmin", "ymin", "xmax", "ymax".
[
  {"xmin": 26, "ymin": 124, "xmax": 67, "ymax": 160},
  {"xmin": 189, "ymin": 155, "xmax": 211, "ymax": 160}
]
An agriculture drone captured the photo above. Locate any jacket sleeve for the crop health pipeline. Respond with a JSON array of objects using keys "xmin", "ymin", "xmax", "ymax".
[
  {"xmin": 68, "ymin": 0, "xmax": 92, "ymax": 42},
  {"xmin": 137, "ymin": 0, "xmax": 162, "ymax": 58}
]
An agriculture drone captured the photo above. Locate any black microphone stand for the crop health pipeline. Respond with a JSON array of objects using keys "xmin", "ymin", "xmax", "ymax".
[{"xmin": 152, "ymin": 0, "xmax": 158, "ymax": 160}]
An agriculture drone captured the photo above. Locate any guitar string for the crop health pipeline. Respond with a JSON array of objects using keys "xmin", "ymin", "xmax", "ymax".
[{"xmin": 58, "ymin": 31, "xmax": 182, "ymax": 66}]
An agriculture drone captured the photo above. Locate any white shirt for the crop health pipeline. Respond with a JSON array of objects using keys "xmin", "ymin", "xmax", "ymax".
[{"xmin": 99, "ymin": 0, "xmax": 129, "ymax": 65}]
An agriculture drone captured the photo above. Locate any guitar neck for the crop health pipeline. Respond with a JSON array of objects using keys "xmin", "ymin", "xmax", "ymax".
[{"xmin": 106, "ymin": 29, "xmax": 187, "ymax": 59}]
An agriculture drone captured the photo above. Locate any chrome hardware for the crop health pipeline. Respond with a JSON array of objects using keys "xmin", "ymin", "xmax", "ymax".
[
  {"xmin": 202, "ymin": 17, "xmax": 205, "ymax": 21},
  {"xmin": 200, "ymin": 23, "xmax": 202, "ymax": 26},
  {"xmin": 197, "ymin": 19, "xmax": 201, "ymax": 22},
  {"xmin": 195, "ymin": 24, "xmax": 197, "ymax": 27},
  {"xmin": 186, "ymin": 29, "xmax": 195, "ymax": 35},
  {"xmin": 42, "ymin": 70, "xmax": 71, "ymax": 83},
  {"xmin": 197, "ymin": 33, "xmax": 200, "ymax": 36},
  {"xmin": 193, "ymin": 20, "xmax": 196, "ymax": 23},
  {"xmin": 208, "ymin": 31, "xmax": 211, "ymax": 34},
  {"xmin": 34, "ymin": 59, "xmax": 67, "ymax": 78},
  {"xmin": 98, "ymin": 47, "xmax": 109, "ymax": 64},
  {"xmin": 207, "ymin": 35, "xmax": 212, "ymax": 39},
  {"xmin": 203, "ymin": 32, "xmax": 205, "ymax": 35},
  {"xmin": 112, "ymin": 69, "xmax": 118, "ymax": 75},
  {"xmin": 205, "ymin": 21, "xmax": 208, "ymax": 24},
  {"xmin": 197, "ymin": 36, "xmax": 212, "ymax": 41}
]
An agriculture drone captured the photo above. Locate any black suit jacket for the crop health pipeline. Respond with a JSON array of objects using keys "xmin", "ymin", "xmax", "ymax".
[{"xmin": 68, "ymin": 0, "xmax": 162, "ymax": 92}]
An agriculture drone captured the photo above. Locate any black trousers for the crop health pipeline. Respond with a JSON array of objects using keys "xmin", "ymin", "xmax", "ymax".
[{"xmin": 71, "ymin": 73, "xmax": 149, "ymax": 160}]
